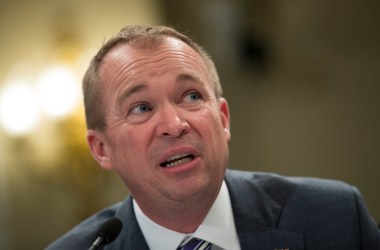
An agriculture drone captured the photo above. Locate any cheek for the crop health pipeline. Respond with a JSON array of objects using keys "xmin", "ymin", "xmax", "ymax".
[
  {"xmin": 106, "ymin": 127, "xmax": 136, "ymax": 160},
  {"xmin": 194, "ymin": 110, "xmax": 226, "ymax": 142},
  {"xmin": 110, "ymin": 133, "xmax": 146, "ymax": 179},
  {"xmin": 118, "ymin": 127, "xmax": 153, "ymax": 162},
  {"xmin": 117, "ymin": 131, "xmax": 142, "ymax": 154},
  {"xmin": 207, "ymin": 107, "xmax": 226, "ymax": 130}
]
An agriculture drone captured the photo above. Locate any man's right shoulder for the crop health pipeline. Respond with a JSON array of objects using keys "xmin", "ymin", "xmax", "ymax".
[{"xmin": 46, "ymin": 201, "xmax": 125, "ymax": 250}]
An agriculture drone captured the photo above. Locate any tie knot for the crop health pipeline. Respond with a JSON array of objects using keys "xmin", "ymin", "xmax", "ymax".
[{"xmin": 177, "ymin": 237, "xmax": 212, "ymax": 250}]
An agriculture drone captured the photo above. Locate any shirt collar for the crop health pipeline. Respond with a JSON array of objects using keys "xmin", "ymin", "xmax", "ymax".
[
  {"xmin": 133, "ymin": 181, "xmax": 241, "ymax": 250},
  {"xmin": 133, "ymin": 199, "xmax": 185, "ymax": 250}
]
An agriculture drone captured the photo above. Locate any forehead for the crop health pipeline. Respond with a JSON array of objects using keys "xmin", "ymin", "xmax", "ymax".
[{"xmin": 99, "ymin": 37, "xmax": 210, "ymax": 85}]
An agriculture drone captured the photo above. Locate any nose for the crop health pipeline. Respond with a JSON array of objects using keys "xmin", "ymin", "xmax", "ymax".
[{"xmin": 155, "ymin": 104, "xmax": 190, "ymax": 138}]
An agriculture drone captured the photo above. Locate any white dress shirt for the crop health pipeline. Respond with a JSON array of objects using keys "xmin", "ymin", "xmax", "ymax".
[{"xmin": 133, "ymin": 181, "xmax": 241, "ymax": 250}]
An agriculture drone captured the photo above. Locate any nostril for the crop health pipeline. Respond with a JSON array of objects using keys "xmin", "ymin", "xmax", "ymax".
[
  {"xmin": 155, "ymin": 105, "xmax": 190, "ymax": 137},
  {"xmin": 158, "ymin": 118, "xmax": 190, "ymax": 137}
]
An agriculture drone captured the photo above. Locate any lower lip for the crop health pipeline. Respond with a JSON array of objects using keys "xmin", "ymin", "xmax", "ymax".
[{"xmin": 160, "ymin": 156, "xmax": 200, "ymax": 174}]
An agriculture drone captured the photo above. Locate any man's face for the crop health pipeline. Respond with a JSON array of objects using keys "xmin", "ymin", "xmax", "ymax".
[{"xmin": 87, "ymin": 37, "xmax": 230, "ymax": 211}]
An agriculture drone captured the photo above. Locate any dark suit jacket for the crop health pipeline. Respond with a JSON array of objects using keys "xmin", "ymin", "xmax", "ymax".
[{"xmin": 46, "ymin": 170, "xmax": 380, "ymax": 249}]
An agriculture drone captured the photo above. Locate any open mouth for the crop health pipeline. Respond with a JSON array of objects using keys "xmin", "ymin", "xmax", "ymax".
[{"xmin": 160, "ymin": 153, "xmax": 195, "ymax": 168}]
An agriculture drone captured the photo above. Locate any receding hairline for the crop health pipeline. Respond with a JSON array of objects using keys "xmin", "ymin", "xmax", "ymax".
[
  {"xmin": 93, "ymin": 26, "xmax": 198, "ymax": 70},
  {"xmin": 99, "ymin": 35, "xmax": 189, "ymax": 67}
]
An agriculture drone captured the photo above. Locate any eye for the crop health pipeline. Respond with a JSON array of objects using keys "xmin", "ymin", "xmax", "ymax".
[
  {"xmin": 184, "ymin": 91, "xmax": 202, "ymax": 102},
  {"xmin": 129, "ymin": 103, "xmax": 152, "ymax": 115}
]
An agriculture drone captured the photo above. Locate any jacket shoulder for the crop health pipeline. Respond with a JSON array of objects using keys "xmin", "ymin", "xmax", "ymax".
[
  {"xmin": 225, "ymin": 169, "xmax": 356, "ymax": 207},
  {"xmin": 46, "ymin": 201, "xmax": 124, "ymax": 250},
  {"xmin": 225, "ymin": 170, "xmax": 380, "ymax": 249}
]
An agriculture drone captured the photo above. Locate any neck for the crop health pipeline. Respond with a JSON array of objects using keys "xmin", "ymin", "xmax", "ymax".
[{"xmin": 134, "ymin": 188, "xmax": 220, "ymax": 233}]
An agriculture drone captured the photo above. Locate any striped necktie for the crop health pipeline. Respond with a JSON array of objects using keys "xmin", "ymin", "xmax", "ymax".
[{"xmin": 176, "ymin": 237, "xmax": 212, "ymax": 250}]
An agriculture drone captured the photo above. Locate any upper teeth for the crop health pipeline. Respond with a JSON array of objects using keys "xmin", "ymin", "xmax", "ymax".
[
  {"xmin": 166, "ymin": 153, "xmax": 189, "ymax": 162},
  {"xmin": 162, "ymin": 153, "xmax": 194, "ymax": 168}
]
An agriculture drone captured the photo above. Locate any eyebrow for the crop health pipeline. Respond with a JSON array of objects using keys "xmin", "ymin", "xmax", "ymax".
[
  {"xmin": 117, "ymin": 73, "xmax": 205, "ymax": 106},
  {"xmin": 175, "ymin": 73, "xmax": 204, "ymax": 85},
  {"xmin": 117, "ymin": 83, "xmax": 148, "ymax": 106}
]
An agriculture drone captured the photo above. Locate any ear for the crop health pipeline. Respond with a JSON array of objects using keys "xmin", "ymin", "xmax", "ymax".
[
  {"xmin": 86, "ymin": 130, "xmax": 114, "ymax": 170},
  {"xmin": 219, "ymin": 98, "xmax": 231, "ymax": 142}
]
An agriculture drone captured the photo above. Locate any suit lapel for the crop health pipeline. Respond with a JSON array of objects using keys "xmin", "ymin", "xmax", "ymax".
[{"xmin": 225, "ymin": 170, "xmax": 305, "ymax": 250}]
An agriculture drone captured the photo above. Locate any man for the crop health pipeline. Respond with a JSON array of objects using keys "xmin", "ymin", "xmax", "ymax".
[{"xmin": 47, "ymin": 25, "xmax": 380, "ymax": 250}]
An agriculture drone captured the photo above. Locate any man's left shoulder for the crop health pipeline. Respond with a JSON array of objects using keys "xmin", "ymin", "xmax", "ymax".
[
  {"xmin": 225, "ymin": 169, "xmax": 356, "ymax": 202},
  {"xmin": 225, "ymin": 169, "xmax": 380, "ymax": 248},
  {"xmin": 224, "ymin": 169, "xmax": 364, "ymax": 222}
]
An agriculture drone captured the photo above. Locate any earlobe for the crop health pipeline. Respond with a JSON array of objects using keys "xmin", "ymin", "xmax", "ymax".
[{"xmin": 86, "ymin": 130, "xmax": 114, "ymax": 170}]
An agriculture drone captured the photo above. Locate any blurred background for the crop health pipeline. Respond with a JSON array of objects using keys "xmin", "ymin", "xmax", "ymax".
[{"xmin": 0, "ymin": 0, "xmax": 379, "ymax": 249}]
